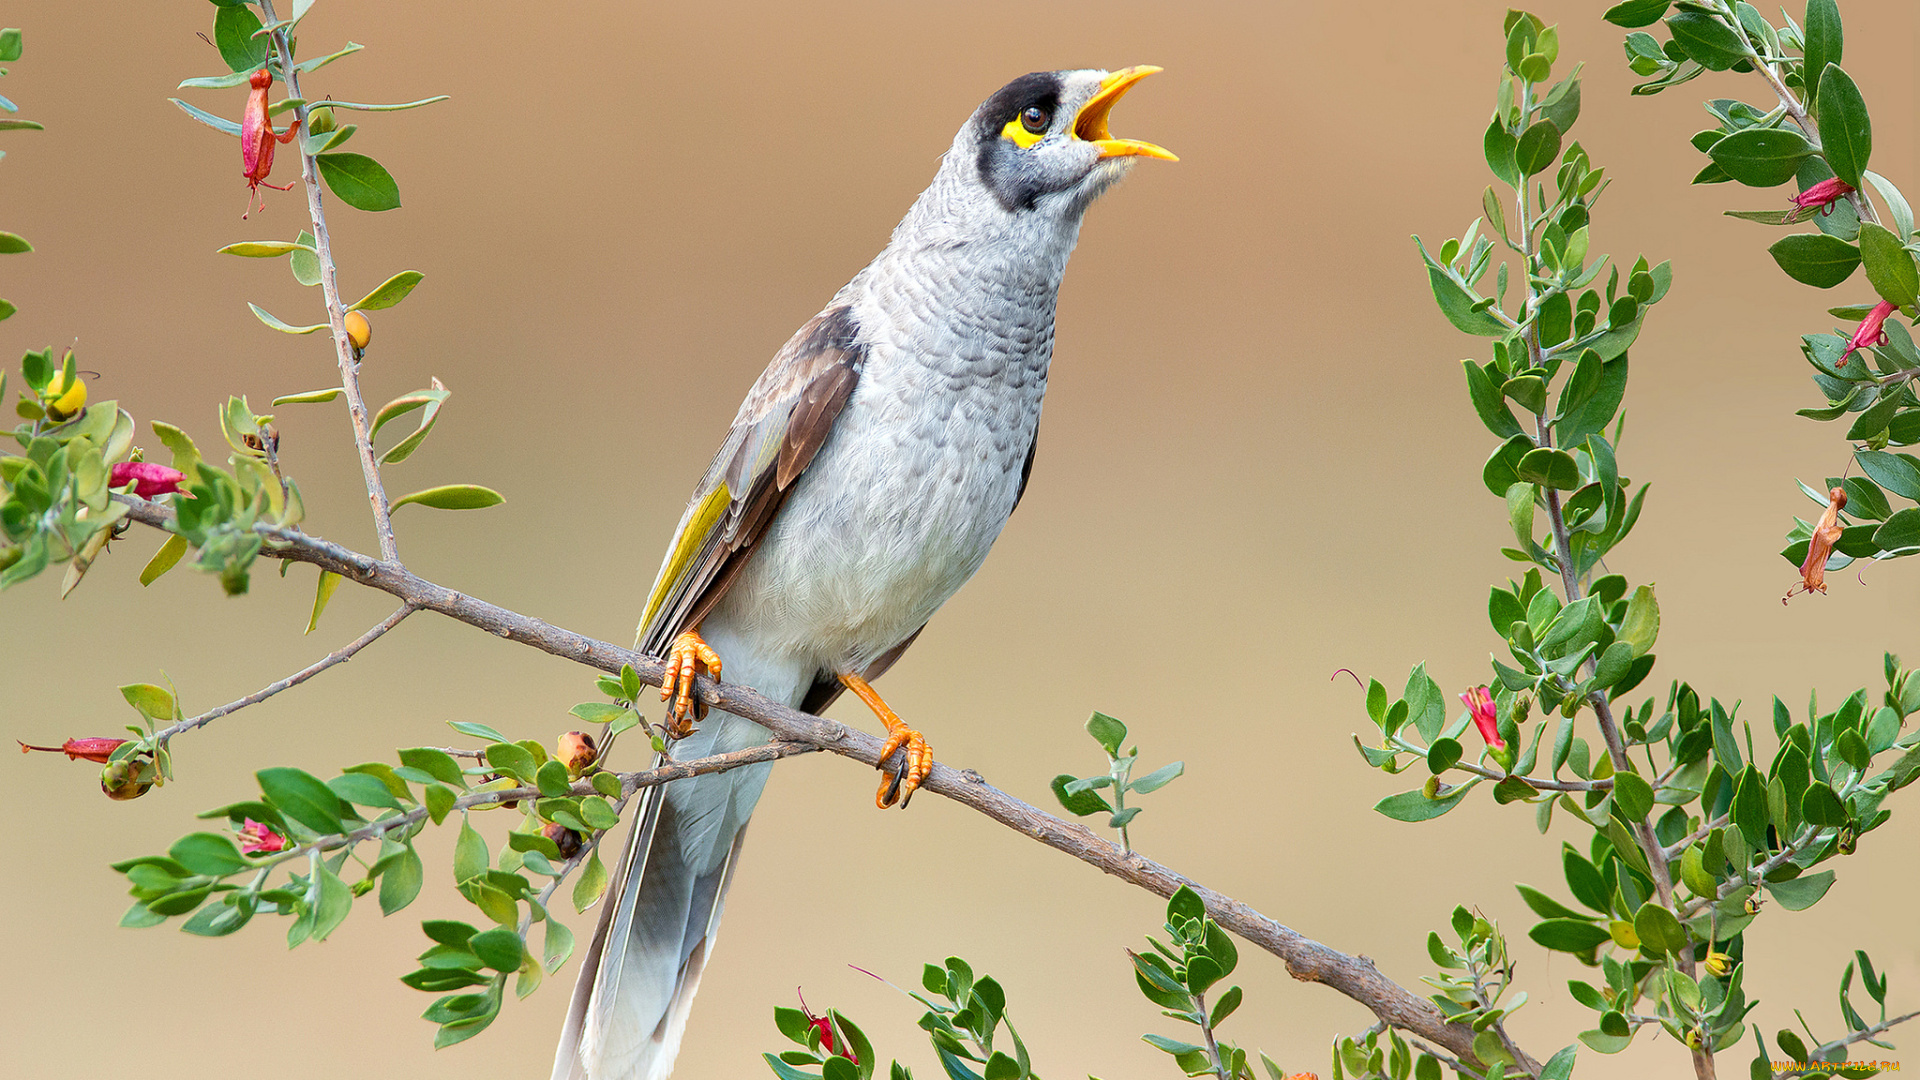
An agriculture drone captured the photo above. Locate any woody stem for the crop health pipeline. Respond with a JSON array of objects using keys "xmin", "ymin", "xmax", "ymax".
[{"xmin": 258, "ymin": 0, "xmax": 401, "ymax": 564}]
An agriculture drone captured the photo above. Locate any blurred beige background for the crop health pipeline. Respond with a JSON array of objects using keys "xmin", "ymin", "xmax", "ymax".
[{"xmin": 4, "ymin": 1, "xmax": 1918, "ymax": 1077}]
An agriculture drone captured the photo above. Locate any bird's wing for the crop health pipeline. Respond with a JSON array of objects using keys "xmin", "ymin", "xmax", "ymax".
[{"xmin": 636, "ymin": 305, "xmax": 865, "ymax": 659}]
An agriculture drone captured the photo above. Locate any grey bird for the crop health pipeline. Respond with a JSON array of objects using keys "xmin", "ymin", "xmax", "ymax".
[{"xmin": 552, "ymin": 66, "xmax": 1173, "ymax": 1080}]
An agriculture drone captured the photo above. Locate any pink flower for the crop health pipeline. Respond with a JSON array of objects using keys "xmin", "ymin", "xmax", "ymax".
[
  {"xmin": 237, "ymin": 818, "xmax": 287, "ymax": 855},
  {"xmin": 1789, "ymin": 177, "xmax": 1855, "ymax": 215},
  {"xmin": 109, "ymin": 461, "xmax": 187, "ymax": 499},
  {"xmin": 1839, "ymin": 301, "xmax": 1898, "ymax": 368},
  {"xmin": 1461, "ymin": 686, "xmax": 1503, "ymax": 750},
  {"xmin": 797, "ymin": 989, "xmax": 856, "ymax": 1063},
  {"xmin": 18, "ymin": 737, "xmax": 127, "ymax": 763}
]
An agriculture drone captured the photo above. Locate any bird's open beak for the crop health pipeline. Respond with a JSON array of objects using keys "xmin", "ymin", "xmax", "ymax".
[{"xmin": 1074, "ymin": 66, "xmax": 1177, "ymax": 162}]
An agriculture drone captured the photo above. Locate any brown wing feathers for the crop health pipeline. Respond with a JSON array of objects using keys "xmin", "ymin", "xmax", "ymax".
[{"xmin": 644, "ymin": 306, "xmax": 866, "ymax": 653}]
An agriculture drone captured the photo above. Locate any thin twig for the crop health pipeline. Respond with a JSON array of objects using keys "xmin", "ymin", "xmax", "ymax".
[
  {"xmin": 152, "ymin": 603, "xmax": 415, "ymax": 745},
  {"xmin": 110, "ymin": 492, "xmax": 1499, "ymax": 1068},
  {"xmin": 1807, "ymin": 1009, "xmax": 1920, "ymax": 1060},
  {"xmin": 258, "ymin": 0, "xmax": 400, "ymax": 563}
]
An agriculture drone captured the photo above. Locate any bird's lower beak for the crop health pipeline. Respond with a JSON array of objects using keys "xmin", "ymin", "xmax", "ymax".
[{"xmin": 1074, "ymin": 66, "xmax": 1178, "ymax": 162}]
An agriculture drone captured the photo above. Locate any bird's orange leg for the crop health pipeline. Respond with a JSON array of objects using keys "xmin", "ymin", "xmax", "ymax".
[
  {"xmin": 659, "ymin": 628, "xmax": 722, "ymax": 738},
  {"xmin": 838, "ymin": 672, "xmax": 932, "ymax": 809}
]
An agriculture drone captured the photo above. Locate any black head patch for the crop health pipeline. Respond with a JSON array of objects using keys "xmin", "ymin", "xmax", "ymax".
[{"xmin": 973, "ymin": 71, "xmax": 1064, "ymax": 209}]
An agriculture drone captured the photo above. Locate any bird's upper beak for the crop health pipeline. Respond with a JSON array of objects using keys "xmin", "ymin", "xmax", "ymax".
[{"xmin": 1074, "ymin": 66, "xmax": 1178, "ymax": 162}]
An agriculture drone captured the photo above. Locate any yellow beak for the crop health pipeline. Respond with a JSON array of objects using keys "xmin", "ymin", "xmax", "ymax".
[{"xmin": 1074, "ymin": 66, "xmax": 1178, "ymax": 162}]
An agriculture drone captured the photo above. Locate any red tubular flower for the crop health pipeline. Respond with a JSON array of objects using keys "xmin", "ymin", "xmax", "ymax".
[
  {"xmin": 797, "ymin": 989, "xmax": 856, "ymax": 1063},
  {"xmin": 1839, "ymin": 301, "xmax": 1897, "ymax": 368},
  {"xmin": 1786, "ymin": 487, "xmax": 1848, "ymax": 603},
  {"xmin": 241, "ymin": 66, "xmax": 298, "ymax": 216},
  {"xmin": 18, "ymin": 737, "xmax": 128, "ymax": 763},
  {"xmin": 109, "ymin": 461, "xmax": 188, "ymax": 498},
  {"xmin": 237, "ymin": 818, "xmax": 287, "ymax": 854},
  {"xmin": 1460, "ymin": 686, "xmax": 1504, "ymax": 750},
  {"xmin": 1789, "ymin": 176, "xmax": 1855, "ymax": 215}
]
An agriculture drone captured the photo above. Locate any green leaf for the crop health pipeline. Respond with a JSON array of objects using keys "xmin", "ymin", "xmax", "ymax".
[
  {"xmin": 217, "ymin": 241, "xmax": 313, "ymax": 259},
  {"xmin": 139, "ymin": 534, "xmax": 190, "ymax": 586},
  {"xmin": 1130, "ymin": 760, "xmax": 1184, "ymax": 794},
  {"xmin": 316, "ymin": 96, "xmax": 451, "ymax": 113},
  {"xmin": 1632, "ymin": 903, "xmax": 1689, "ymax": 955},
  {"xmin": 1374, "ymin": 780, "xmax": 1477, "ymax": 822},
  {"xmin": 468, "ymin": 927, "xmax": 524, "ymax": 972},
  {"xmin": 371, "ymin": 385, "xmax": 450, "ymax": 465},
  {"xmin": 348, "ymin": 270, "xmax": 423, "ymax": 312},
  {"xmin": 290, "ymin": 230, "xmax": 321, "ymax": 287},
  {"xmin": 1800, "ymin": 781, "xmax": 1847, "ymax": 826},
  {"xmin": 1803, "ymin": 0, "xmax": 1843, "ymax": 109},
  {"xmin": 1857, "ymin": 223, "xmax": 1918, "ymax": 307},
  {"xmin": 247, "ymin": 302, "xmax": 327, "ymax": 335},
  {"xmin": 1857, "ymin": 451, "xmax": 1920, "ymax": 501},
  {"xmin": 305, "ymin": 569, "xmax": 341, "ymax": 635},
  {"xmin": 272, "ymin": 387, "xmax": 344, "ymax": 405},
  {"xmin": 1710, "ymin": 128, "xmax": 1815, "ymax": 188},
  {"xmin": 1612, "ymin": 771, "xmax": 1655, "ymax": 821},
  {"xmin": 1517, "ymin": 447, "xmax": 1581, "ymax": 490},
  {"xmin": 543, "ymin": 916, "xmax": 575, "ymax": 973},
  {"xmin": 1086, "ymin": 711, "xmax": 1127, "ymax": 755},
  {"xmin": 1517, "ymin": 884, "xmax": 1589, "ymax": 920},
  {"xmin": 256, "ymin": 767, "xmax": 345, "ymax": 833},
  {"xmin": 1767, "ymin": 233, "xmax": 1860, "ymax": 288},
  {"xmin": 168, "ymin": 832, "xmax": 248, "ymax": 876},
  {"xmin": 1604, "ymin": 0, "xmax": 1669, "ymax": 27},
  {"xmin": 1416, "ymin": 236, "xmax": 1507, "ymax": 336},
  {"xmin": 391, "ymin": 484, "xmax": 505, "ymax": 512},
  {"xmin": 310, "ymin": 862, "xmax": 353, "ymax": 941},
  {"xmin": 453, "ymin": 817, "xmax": 489, "ymax": 884},
  {"xmin": 1529, "ymin": 918, "xmax": 1612, "ymax": 952},
  {"xmin": 424, "ymin": 783, "xmax": 456, "ymax": 824},
  {"xmin": 379, "ymin": 846, "xmax": 424, "ymax": 915},
  {"xmin": 1872, "ymin": 509, "xmax": 1920, "ymax": 555},
  {"xmin": 1051, "ymin": 774, "xmax": 1110, "ymax": 816},
  {"xmin": 1516, "ymin": 120, "xmax": 1563, "ymax": 176},
  {"xmin": 398, "ymin": 747, "xmax": 465, "ymax": 787},
  {"xmin": 1665, "ymin": 11, "xmax": 1750, "ymax": 70},
  {"xmin": 1765, "ymin": 869, "xmax": 1834, "ymax": 911},
  {"xmin": 315, "ymin": 153, "xmax": 401, "ymax": 212},
  {"xmin": 485, "ymin": 742, "xmax": 539, "ymax": 785},
  {"xmin": 572, "ymin": 850, "xmax": 608, "ymax": 913},
  {"xmin": 1464, "ymin": 360, "xmax": 1524, "ymax": 438},
  {"xmin": 213, "ymin": 5, "xmax": 268, "ymax": 73},
  {"xmin": 0, "ymin": 27, "xmax": 20, "ymax": 63},
  {"xmin": 171, "ymin": 97, "xmax": 243, "ymax": 138},
  {"xmin": 1815, "ymin": 65, "xmax": 1871, "ymax": 187}
]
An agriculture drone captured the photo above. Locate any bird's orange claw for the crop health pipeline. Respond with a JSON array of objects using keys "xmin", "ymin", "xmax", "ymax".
[
  {"xmin": 660, "ymin": 629, "xmax": 722, "ymax": 738},
  {"xmin": 839, "ymin": 672, "xmax": 933, "ymax": 808}
]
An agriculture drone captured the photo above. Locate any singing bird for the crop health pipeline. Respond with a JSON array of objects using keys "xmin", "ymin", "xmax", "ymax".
[{"xmin": 553, "ymin": 66, "xmax": 1174, "ymax": 1080}]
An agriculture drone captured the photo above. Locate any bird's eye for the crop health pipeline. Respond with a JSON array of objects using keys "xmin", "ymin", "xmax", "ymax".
[{"xmin": 1020, "ymin": 105, "xmax": 1050, "ymax": 134}]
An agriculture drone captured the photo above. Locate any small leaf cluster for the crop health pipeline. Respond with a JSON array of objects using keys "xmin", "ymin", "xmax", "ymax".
[
  {"xmin": 766, "ymin": 1002, "xmax": 879, "ymax": 1080},
  {"xmin": 167, "ymin": 397, "xmax": 307, "ymax": 595},
  {"xmin": 0, "ymin": 26, "xmax": 39, "ymax": 322},
  {"xmin": 111, "ymin": 715, "xmax": 630, "ymax": 1048},
  {"xmin": 1421, "ymin": 907, "xmax": 1540, "ymax": 1074},
  {"xmin": 1131, "ymin": 886, "xmax": 1274, "ymax": 1080},
  {"xmin": 911, "ymin": 957, "xmax": 1039, "ymax": 1080},
  {"xmin": 2, "ymin": 350, "xmax": 140, "ymax": 591},
  {"xmin": 1613, "ymin": 0, "xmax": 1920, "ymax": 573},
  {"xmin": 173, "ymin": 1, "xmax": 446, "ymax": 214},
  {"xmin": 1050, "ymin": 711, "xmax": 1183, "ymax": 852},
  {"xmin": 1519, "ymin": 666, "xmax": 1920, "ymax": 1057},
  {"xmin": 1749, "ymin": 950, "xmax": 1900, "ymax": 1076}
]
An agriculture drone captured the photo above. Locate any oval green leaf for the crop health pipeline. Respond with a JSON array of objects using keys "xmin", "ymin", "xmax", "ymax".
[
  {"xmin": 1767, "ymin": 233, "xmax": 1860, "ymax": 288},
  {"xmin": 391, "ymin": 484, "xmax": 505, "ymax": 512},
  {"xmin": 1815, "ymin": 64, "xmax": 1870, "ymax": 187},
  {"xmin": 316, "ymin": 152, "xmax": 401, "ymax": 212},
  {"xmin": 1709, "ymin": 128, "xmax": 1815, "ymax": 188},
  {"xmin": 349, "ymin": 270, "xmax": 424, "ymax": 312}
]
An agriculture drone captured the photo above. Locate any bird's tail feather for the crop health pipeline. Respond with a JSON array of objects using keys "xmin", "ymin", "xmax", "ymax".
[{"xmin": 553, "ymin": 714, "xmax": 774, "ymax": 1080}]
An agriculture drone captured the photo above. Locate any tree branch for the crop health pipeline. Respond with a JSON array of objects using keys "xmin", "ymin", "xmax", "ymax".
[
  {"xmin": 151, "ymin": 603, "xmax": 415, "ymax": 746},
  {"xmin": 259, "ymin": 0, "xmax": 401, "ymax": 563},
  {"xmin": 111, "ymin": 492, "xmax": 1496, "ymax": 1066}
]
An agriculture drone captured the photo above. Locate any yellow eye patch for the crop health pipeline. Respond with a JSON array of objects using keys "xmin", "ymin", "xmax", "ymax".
[{"xmin": 1000, "ymin": 118, "xmax": 1044, "ymax": 148}]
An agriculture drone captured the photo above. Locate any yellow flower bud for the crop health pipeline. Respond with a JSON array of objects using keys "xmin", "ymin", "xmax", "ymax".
[
  {"xmin": 307, "ymin": 105, "xmax": 336, "ymax": 134},
  {"xmin": 344, "ymin": 309, "xmax": 371, "ymax": 353},
  {"xmin": 1703, "ymin": 951, "xmax": 1733, "ymax": 978},
  {"xmin": 558, "ymin": 730, "xmax": 599, "ymax": 777},
  {"xmin": 44, "ymin": 369, "xmax": 87, "ymax": 421}
]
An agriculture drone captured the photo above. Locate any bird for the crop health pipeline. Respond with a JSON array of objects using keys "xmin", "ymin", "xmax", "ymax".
[{"xmin": 552, "ymin": 66, "xmax": 1174, "ymax": 1080}]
